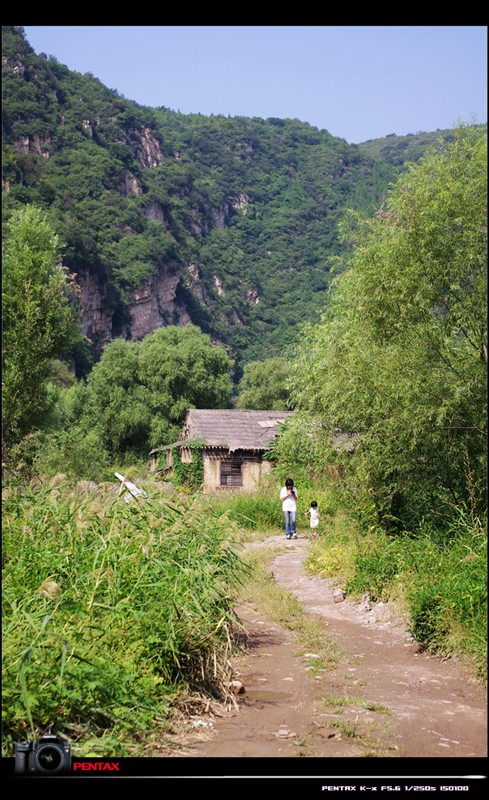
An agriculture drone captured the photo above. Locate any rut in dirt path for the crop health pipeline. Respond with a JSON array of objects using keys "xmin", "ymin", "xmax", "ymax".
[{"xmin": 175, "ymin": 533, "xmax": 487, "ymax": 761}]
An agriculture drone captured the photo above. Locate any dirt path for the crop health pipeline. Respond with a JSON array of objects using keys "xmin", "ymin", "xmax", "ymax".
[{"xmin": 171, "ymin": 533, "xmax": 487, "ymax": 775}]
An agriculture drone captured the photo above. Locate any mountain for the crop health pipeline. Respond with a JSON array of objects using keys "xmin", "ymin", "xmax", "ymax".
[
  {"xmin": 1, "ymin": 26, "xmax": 457, "ymax": 379},
  {"xmin": 356, "ymin": 129, "xmax": 456, "ymax": 165}
]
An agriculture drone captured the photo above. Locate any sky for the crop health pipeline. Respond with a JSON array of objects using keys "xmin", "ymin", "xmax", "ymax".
[{"xmin": 21, "ymin": 25, "xmax": 487, "ymax": 144}]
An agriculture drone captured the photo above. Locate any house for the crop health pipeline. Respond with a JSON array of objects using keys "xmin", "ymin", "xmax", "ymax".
[{"xmin": 150, "ymin": 408, "xmax": 294, "ymax": 492}]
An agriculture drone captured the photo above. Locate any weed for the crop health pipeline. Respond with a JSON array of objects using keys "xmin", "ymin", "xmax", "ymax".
[
  {"xmin": 322, "ymin": 694, "xmax": 392, "ymax": 714},
  {"xmin": 330, "ymin": 719, "xmax": 361, "ymax": 738}
]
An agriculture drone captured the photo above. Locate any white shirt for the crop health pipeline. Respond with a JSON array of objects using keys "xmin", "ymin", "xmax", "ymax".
[{"xmin": 280, "ymin": 486, "xmax": 298, "ymax": 511}]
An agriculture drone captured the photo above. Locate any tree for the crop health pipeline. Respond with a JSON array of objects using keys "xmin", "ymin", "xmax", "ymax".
[
  {"xmin": 2, "ymin": 205, "xmax": 81, "ymax": 461},
  {"xmin": 83, "ymin": 337, "xmax": 150, "ymax": 457},
  {"xmin": 81, "ymin": 324, "xmax": 234, "ymax": 459},
  {"xmin": 236, "ymin": 357, "xmax": 293, "ymax": 409},
  {"xmin": 138, "ymin": 325, "xmax": 234, "ymax": 450},
  {"xmin": 288, "ymin": 125, "xmax": 487, "ymax": 528}
]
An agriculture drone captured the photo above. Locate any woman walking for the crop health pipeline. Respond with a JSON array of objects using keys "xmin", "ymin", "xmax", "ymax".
[{"xmin": 280, "ymin": 478, "xmax": 298, "ymax": 539}]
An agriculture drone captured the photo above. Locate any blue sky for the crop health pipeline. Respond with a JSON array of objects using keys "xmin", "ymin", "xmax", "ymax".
[{"xmin": 22, "ymin": 25, "xmax": 487, "ymax": 144}]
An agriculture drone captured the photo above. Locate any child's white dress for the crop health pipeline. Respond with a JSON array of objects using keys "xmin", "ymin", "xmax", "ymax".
[{"xmin": 309, "ymin": 508, "xmax": 319, "ymax": 529}]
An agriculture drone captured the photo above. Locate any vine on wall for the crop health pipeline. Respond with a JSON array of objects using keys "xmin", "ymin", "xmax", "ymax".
[{"xmin": 171, "ymin": 439, "xmax": 204, "ymax": 490}]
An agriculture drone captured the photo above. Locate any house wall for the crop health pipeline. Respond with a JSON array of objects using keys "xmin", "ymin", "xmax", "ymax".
[
  {"xmin": 149, "ymin": 449, "xmax": 172, "ymax": 473},
  {"xmin": 202, "ymin": 453, "xmax": 273, "ymax": 493},
  {"xmin": 179, "ymin": 446, "xmax": 193, "ymax": 463},
  {"xmin": 203, "ymin": 456, "xmax": 221, "ymax": 491},
  {"xmin": 242, "ymin": 459, "xmax": 272, "ymax": 490},
  {"xmin": 151, "ymin": 449, "xmax": 274, "ymax": 490}
]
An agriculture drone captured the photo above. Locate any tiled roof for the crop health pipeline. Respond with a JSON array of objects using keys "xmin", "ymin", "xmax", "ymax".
[{"xmin": 180, "ymin": 409, "xmax": 294, "ymax": 452}]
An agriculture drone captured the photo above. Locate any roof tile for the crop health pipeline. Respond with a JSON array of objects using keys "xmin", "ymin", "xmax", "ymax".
[{"xmin": 182, "ymin": 409, "xmax": 294, "ymax": 451}]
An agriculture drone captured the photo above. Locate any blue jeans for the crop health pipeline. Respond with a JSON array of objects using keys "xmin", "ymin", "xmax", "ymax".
[{"xmin": 284, "ymin": 510, "xmax": 296, "ymax": 537}]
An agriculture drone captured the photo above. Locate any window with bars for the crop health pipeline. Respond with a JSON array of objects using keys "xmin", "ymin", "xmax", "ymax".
[{"xmin": 220, "ymin": 457, "xmax": 243, "ymax": 486}]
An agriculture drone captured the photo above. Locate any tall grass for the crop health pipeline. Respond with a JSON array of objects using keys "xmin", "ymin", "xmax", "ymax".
[
  {"xmin": 2, "ymin": 478, "xmax": 249, "ymax": 755},
  {"xmin": 201, "ymin": 475, "xmax": 342, "ymax": 540},
  {"xmin": 4, "ymin": 472, "xmax": 485, "ymax": 757},
  {"xmin": 201, "ymin": 483, "xmax": 284, "ymax": 536}
]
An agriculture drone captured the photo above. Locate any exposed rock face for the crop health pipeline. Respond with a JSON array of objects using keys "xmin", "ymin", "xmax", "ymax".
[
  {"xmin": 143, "ymin": 201, "xmax": 166, "ymax": 224},
  {"xmin": 136, "ymin": 127, "xmax": 164, "ymax": 169},
  {"xmin": 74, "ymin": 264, "xmax": 198, "ymax": 350},
  {"xmin": 235, "ymin": 141, "xmax": 253, "ymax": 155},
  {"xmin": 76, "ymin": 271, "xmax": 114, "ymax": 347},
  {"xmin": 212, "ymin": 206, "xmax": 228, "ymax": 229},
  {"xmin": 81, "ymin": 119, "xmax": 93, "ymax": 138},
  {"xmin": 123, "ymin": 171, "xmax": 143, "ymax": 196},
  {"xmin": 232, "ymin": 193, "xmax": 249, "ymax": 211},
  {"xmin": 2, "ymin": 56, "xmax": 25, "ymax": 76},
  {"xmin": 14, "ymin": 134, "xmax": 51, "ymax": 157},
  {"xmin": 185, "ymin": 263, "xmax": 206, "ymax": 302},
  {"xmin": 128, "ymin": 268, "xmax": 182, "ymax": 341},
  {"xmin": 213, "ymin": 276, "xmax": 224, "ymax": 297}
]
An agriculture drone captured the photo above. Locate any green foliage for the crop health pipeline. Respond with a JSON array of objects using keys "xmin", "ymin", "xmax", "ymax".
[
  {"xmin": 31, "ymin": 379, "xmax": 109, "ymax": 480},
  {"xmin": 137, "ymin": 325, "xmax": 234, "ymax": 434},
  {"xmin": 4, "ymin": 27, "xmax": 482, "ymax": 382},
  {"xmin": 84, "ymin": 337, "xmax": 151, "ymax": 456},
  {"xmin": 24, "ymin": 323, "xmax": 233, "ymax": 477},
  {"xmin": 356, "ymin": 128, "xmax": 459, "ymax": 166},
  {"xmin": 64, "ymin": 325, "xmax": 234, "ymax": 462},
  {"xmin": 2, "ymin": 480, "xmax": 249, "ymax": 753},
  {"xmin": 267, "ymin": 413, "xmax": 345, "ymax": 504},
  {"xmin": 34, "ymin": 426, "xmax": 110, "ymax": 483},
  {"xmin": 220, "ymin": 492, "xmax": 284, "ymax": 531},
  {"xmin": 236, "ymin": 357, "xmax": 293, "ymax": 409},
  {"xmin": 286, "ymin": 124, "xmax": 487, "ymax": 529},
  {"xmin": 344, "ymin": 510, "xmax": 487, "ymax": 678},
  {"xmin": 202, "ymin": 477, "xmax": 296, "ymax": 533},
  {"xmin": 300, "ymin": 478, "xmax": 487, "ymax": 680},
  {"xmin": 171, "ymin": 440, "xmax": 204, "ymax": 490},
  {"xmin": 2, "ymin": 205, "xmax": 82, "ymax": 462}
]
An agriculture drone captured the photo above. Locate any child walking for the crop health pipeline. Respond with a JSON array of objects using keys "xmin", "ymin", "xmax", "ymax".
[{"xmin": 305, "ymin": 500, "xmax": 320, "ymax": 537}]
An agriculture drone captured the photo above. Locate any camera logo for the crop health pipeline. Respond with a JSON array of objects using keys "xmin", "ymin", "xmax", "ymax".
[{"xmin": 14, "ymin": 734, "xmax": 71, "ymax": 775}]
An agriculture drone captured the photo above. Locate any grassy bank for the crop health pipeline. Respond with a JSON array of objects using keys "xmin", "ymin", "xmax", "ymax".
[{"xmin": 304, "ymin": 503, "xmax": 487, "ymax": 682}]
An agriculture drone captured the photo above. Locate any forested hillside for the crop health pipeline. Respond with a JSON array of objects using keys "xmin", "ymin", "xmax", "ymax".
[
  {"xmin": 356, "ymin": 128, "xmax": 457, "ymax": 165},
  {"xmin": 3, "ymin": 25, "xmax": 454, "ymax": 377}
]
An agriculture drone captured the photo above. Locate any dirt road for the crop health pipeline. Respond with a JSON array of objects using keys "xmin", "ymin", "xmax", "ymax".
[{"xmin": 172, "ymin": 533, "xmax": 487, "ymax": 780}]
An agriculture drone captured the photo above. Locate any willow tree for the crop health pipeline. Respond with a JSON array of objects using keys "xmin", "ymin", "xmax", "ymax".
[
  {"xmin": 288, "ymin": 125, "xmax": 487, "ymax": 529},
  {"xmin": 84, "ymin": 324, "xmax": 234, "ymax": 458},
  {"xmin": 236, "ymin": 357, "xmax": 293, "ymax": 410}
]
